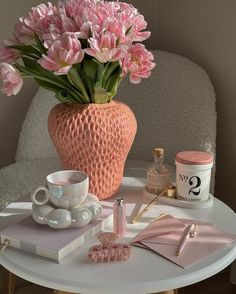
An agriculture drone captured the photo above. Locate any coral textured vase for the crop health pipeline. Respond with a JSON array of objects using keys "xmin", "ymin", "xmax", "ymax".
[{"xmin": 48, "ymin": 101, "xmax": 137, "ymax": 200}]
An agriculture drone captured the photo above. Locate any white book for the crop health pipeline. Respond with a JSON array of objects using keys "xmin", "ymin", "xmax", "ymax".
[{"xmin": 0, "ymin": 205, "xmax": 113, "ymax": 262}]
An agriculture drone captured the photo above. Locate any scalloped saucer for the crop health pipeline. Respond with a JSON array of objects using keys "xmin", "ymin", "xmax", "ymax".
[{"xmin": 32, "ymin": 193, "xmax": 102, "ymax": 229}]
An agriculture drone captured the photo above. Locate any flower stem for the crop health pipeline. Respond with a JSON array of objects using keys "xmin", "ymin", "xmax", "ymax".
[{"xmin": 68, "ymin": 68, "xmax": 90, "ymax": 103}]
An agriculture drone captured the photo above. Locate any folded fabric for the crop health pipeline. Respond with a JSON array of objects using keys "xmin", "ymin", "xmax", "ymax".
[{"xmin": 131, "ymin": 214, "xmax": 236, "ymax": 268}]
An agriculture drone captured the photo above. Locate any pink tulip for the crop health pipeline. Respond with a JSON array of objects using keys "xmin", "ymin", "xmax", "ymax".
[
  {"xmin": 102, "ymin": 17, "xmax": 127, "ymax": 44},
  {"xmin": 73, "ymin": 7, "xmax": 101, "ymax": 39},
  {"xmin": 59, "ymin": 7, "xmax": 79, "ymax": 33},
  {"xmin": 42, "ymin": 32, "xmax": 61, "ymax": 49},
  {"xmin": 40, "ymin": 14, "xmax": 64, "ymax": 48},
  {"xmin": 15, "ymin": 17, "xmax": 35, "ymax": 44},
  {"xmin": 117, "ymin": 3, "xmax": 151, "ymax": 42},
  {"xmin": 0, "ymin": 47, "xmax": 21, "ymax": 64},
  {"xmin": 0, "ymin": 36, "xmax": 22, "ymax": 63},
  {"xmin": 85, "ymin": 32, "xmax": 127, "ymax": 63},
  {"xmin": 0, "ymin": 63, "xmax": 23, "ymax": 96},
  {"xmin": 121, "ymin": 44, "xmax": 156, "ymax": 84},
  {"xmin": 29, "ymin": 3, "xmax": 56, "ymax": 23},
  {"xmin": 14, "ymin": 3, "xmax": 58, "ymax": 44},
  {"xmin": 129, "ymin": 15, "xmax": 151, "ymax": 42},
  {"xmin": 38, "ymin": 32, "xmax": 84, "ymax": 75},
  {"xmin": 71, "ymin": 1, "xmax": 118, "ymax": 39},
  {"xmin": 38, "ymin": 14, "xmax": 63, "ymax": 36}
]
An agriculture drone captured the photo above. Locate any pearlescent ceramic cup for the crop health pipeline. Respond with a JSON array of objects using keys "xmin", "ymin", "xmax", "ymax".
[{"xmin": 31, "ymin": 170, "xmax": 89, "ymax": 210}]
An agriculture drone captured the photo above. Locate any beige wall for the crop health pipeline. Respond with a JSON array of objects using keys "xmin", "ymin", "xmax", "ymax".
[
  {"xmin": 0, "ymin": 1, "xmax": 43, "ymax": 167},
  {"xmin": 0, "ymin": 0, "xmax": 58, "ymax": 167},
  {"xmin": 156, "ymin": 0, "xmax": 236, "ymax": 211},
  {"xmin": 126, "ymin": 0, "xmax": 236, "ymax": 210},
  {"xmin": 0, "ymin": 0, "xmax": 235, "ymax": 210}
]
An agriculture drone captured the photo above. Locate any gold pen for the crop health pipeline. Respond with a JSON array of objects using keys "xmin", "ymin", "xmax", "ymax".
[
  {"xmin": 131, "ymin": 186, "xmax": 170, "ymax": 224},
  {"xmin": 176, "ymin": 223, "xmax": 197, "ymax": 256}
]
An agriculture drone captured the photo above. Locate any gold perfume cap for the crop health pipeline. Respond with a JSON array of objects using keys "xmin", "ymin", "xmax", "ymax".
[{"xmin": 154, "ymin": 148, "xmax": 164, "ymax": 156}]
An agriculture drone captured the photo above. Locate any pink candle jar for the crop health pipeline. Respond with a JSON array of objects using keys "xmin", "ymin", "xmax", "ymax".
[{"xmin": 175, "ymin": 151, "xmax": 214, "ymax": 201}]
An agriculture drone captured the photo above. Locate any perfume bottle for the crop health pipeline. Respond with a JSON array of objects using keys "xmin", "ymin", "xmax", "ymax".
[
  {"xmin": 113, "ymin": 198, "xmax": 126, "ymax": 238},
  {"xmin": 146, "ymin": 148, "xmax": 170, "ymax": 195}
]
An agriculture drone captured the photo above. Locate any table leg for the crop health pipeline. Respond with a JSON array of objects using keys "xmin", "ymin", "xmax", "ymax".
[{"xmin": 1, "ymin": 268, "xmax": 16, "ymax": 294}]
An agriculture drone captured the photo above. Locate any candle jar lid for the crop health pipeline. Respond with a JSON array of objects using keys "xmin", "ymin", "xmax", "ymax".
[{"xmin": 175, "ymin": 151, "xmax": 213, "ymax": 165}]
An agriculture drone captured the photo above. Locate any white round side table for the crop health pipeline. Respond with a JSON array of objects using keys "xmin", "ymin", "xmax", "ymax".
[{"xmin": 0, "ymin": 177, "xmax": 236, "ymax": 294}]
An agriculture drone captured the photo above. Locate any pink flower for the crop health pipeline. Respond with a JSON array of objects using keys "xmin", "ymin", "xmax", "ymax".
[
  {"xmin": 0, "ymin": 36, "xmax": 22, "ymax": 64},
  {"xmin": 0, "ymin": 47, "xmax": 21, "ymax": 64},
  {"xmin": 73, "ymin": 7, "xmax": 101, "ymax": 39},
  {"xmin": 29, "ymin": 3, "xmax": 56, "ymax": 23},
  {"xmin": 38, "ymin": 32, "xmax": 84, "ymax": 75},
  {"xmin": 85, "ymin": 32, "xmax": 127, "ymax": 63},
  {"xmin": 59, "ymin": 7, "xmax": 79, "ymax": 33},
  {"xmin": 0, "ymin": 63, "xmax": 23, "ymax": 96},
  {"xmin": 40, "ymin": 14, "xmax": 64, "ymax": 48},
  {"xmin": 129, "ymin": 15, "xmax": 151, "ymax": 42},
  {"xmin": 102, "ymin": 17, "xmax": 127, "ymax": 43},
  {"xmin": 42, "ymin": 31, "xmax": 61, "ymax": 49},
  {"xmin": 14, "ymin": 3, "xmax": 58, "ymax": 44},
  {"xmin": 14, "ymin": 17, "xmax": 35, "ymax": 44},
  {"xmin": 121, "ymin": 44, "xmax": 156, "ymax": 84},
  {"xmin": 117, "ymin": 3, "xmax": 151, "ymax": 42}
]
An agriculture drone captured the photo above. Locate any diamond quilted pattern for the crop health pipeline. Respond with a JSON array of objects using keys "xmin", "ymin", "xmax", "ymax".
[{"xmin": 48, "ymin": 101, "xmax": 137, "ymax": 199}]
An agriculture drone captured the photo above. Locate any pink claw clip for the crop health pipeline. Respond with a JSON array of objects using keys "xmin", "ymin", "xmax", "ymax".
[{"xmin": 88, "ymin": 232, "xmax": 131, "ymax": 263}]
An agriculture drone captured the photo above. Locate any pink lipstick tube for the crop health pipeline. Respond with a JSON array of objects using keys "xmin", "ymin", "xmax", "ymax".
[{"xmin": 113, "ymin": 198, "xmax": 126, "ymax": 238}]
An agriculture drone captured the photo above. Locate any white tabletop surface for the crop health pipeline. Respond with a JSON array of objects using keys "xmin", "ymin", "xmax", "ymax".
[{"xmin": 0, "ymin": 177, "xmax": 236, "ymax": 294}]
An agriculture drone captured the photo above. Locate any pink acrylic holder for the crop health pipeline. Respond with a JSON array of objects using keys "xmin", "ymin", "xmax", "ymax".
[{"xmin": 88, "ymin": 232, "xmax": 131, "ymax": 263}]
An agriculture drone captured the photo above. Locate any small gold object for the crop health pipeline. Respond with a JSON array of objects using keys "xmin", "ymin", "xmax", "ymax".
[
  {"xmin": 131, "ymin": 186, "xmax": 170, "ymax": 224},
  {"xmin": 153, "ymin": 148, "xmax": 164, "ymax": 157},
  {"xmin": 166, "ymin": 184, "xmax": 176, "ymax": 198}
]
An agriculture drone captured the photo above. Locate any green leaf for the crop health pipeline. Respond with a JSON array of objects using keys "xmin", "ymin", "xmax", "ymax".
[
  {"xmin": 105, "ymin": 69, "xmax": 122, "ymax": 102},
  {"xmin": 34, "ymin": 78, "xmax": 64, "ymax": 93},
  {"xmin": 68, "ymin": 68, "xmax": 90, "ymax": 103},
  {"xmin": 55, "ymin": 90, "xmax": 71, "ymax": 103},
  {"xmin": 96, "ymin": 63, "xmax": 105, "ymax": 84},
  {"xmin": 34, "ymin": 33, "xmax": 47, "ymax": 54},
  {"xmin": 86, "ymin": 77, "xmax": 95, "ymax": 102},
  {"xmin": 102, "ymin": 61, "xmax": 120, "ymax": 87},
  {"xmin": 80, "ymin": 70, "xmax": 95, "ymax": 102},
  {"xmin": 55, "ymin": 90, "xmax": 84, "ymax": 104},
  {"xmin": 74, "ymin": 63, "xmax": 81, "ymax": 73},
  {"xmin": 9, "ymin": 44, "xmax": 41, "ymax": 57},
  {"xmin": 83, "ymin": 59, "xmax": 97, "ymax": 81},
  {"xmin": 94, "ymin": 83, "xmax": 109, "ymax": 104},
  {"xmin": 69, "ymin": 90, "xmax": 84, "ymax": 103},
  {"xmin": 36, "ymin": 76, "xmax": 84, "ymax": 103},
  {"xmin": 16, "ymin": 62, "xmax": 67, "ymax": 89},
  {"xmin": 105, "ymin": 72, "xmax": 120, "ymax": 93},
  {"xmin": 22, "ymin": 57, "xmax": 55, "ymax": 79},
  {"xmin": 20, "ymin": 57, "xmax": 73, "ymax": 90},
  {"xmin": 125, "ymin": 25, "xmax": 133, "ymax": 36}
]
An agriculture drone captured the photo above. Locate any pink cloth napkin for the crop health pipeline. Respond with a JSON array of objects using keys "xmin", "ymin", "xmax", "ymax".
[{"xmin": 131, "ymin": 214, "xmax": 236, "ymax": 268}]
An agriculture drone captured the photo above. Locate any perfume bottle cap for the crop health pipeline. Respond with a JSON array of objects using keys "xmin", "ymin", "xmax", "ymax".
[
  {"xmin": 115, "ymin": 198, "xmax": 124, "ymax": 206},
  {"xmin": 154, "ymin": 148, "xmax": 164, "ymax": 157}
]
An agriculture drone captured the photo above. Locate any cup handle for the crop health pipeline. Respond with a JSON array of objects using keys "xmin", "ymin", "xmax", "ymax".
[{"xmin": 31, "ymin": 186, "xmax": 49, "ymax": 206}]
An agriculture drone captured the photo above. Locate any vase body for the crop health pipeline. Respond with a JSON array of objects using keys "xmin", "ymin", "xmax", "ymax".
[{"xmin": 48, "ymin": 100, "xmax": 137, "ymax": 200}]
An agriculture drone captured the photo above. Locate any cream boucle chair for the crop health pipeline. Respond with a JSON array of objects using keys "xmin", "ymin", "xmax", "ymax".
[{"xmin": 0, "ymin": 50, "xmax": 216, "ymax": 209}]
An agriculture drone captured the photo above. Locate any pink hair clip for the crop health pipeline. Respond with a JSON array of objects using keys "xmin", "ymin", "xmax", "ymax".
[{"xmin": 88, "ymin": 232, "xmax": 131, "ymax": 263}]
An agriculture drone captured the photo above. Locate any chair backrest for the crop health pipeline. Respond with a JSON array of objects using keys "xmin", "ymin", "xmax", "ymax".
[
  {"xmin": 117, "ymin": 51, "xmax": 216, "ymax": 165},
  {"xmin": 16, "ymin": 88, "xmax": 58, "ymax": 161},
  {"xmin": 16, "ymin": 50, "xmax": 216, "ymax": 168}
]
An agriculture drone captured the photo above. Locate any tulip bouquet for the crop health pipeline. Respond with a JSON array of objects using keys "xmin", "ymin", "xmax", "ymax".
[{"xmin": 0, "ymin": 0, "xmax": 155, "ymax": 104}]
